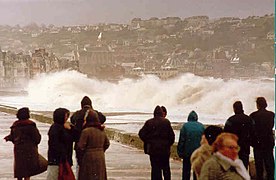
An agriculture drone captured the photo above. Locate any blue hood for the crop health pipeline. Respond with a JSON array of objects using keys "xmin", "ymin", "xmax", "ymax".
[{"xmin": 187, "ymin": 111, "xmax": 198, "ymax": 122}]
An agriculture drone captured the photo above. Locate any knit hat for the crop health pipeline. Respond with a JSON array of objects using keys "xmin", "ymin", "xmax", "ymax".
[{"xmin": 204, "ymin": 125, "xmax": 223, "ymax": 145}]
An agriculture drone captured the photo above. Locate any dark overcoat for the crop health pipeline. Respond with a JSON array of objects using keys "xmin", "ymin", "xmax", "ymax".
[{"xmin": 6, "ymin": 119, "xmax": 42, "ymax": 178}]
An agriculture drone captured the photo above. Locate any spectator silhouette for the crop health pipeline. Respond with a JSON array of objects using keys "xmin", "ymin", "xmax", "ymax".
[
  {"xmin": 177, "ymin": 110, "xmax": 205, "ymax": 180},
  {"xmin": 250, "ymin": 97, "xmax": 274, "ymax": 180},
  {"xmin": 78, "ymin": 110, "xmax": 110, "ymax": 180},
  {"xmin": 47, "ymin": 108, "xmax": 75, "ymax": 180},
  {"xmin": 139, "ymin": 105, "xmax": 175, "ymax": 180},
  {"xmin": 224, "ymin": 101, "xmax": 253, "ymax": 168},
  {"xmin": 70, "ymin": 96, "xmax": 106, "ymax": 169},
  {"xmin": 4, "ymin": 107, "xmax": 47, "ymax": 180}
]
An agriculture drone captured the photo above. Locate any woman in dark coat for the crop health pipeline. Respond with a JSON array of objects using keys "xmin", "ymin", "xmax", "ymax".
[
  {"xmin": 4, "ymin": 107, "xmax": 43, "ymax": 180},
  {"xmin": 78, "ymin": 109, "xmax": 110, "ymax": 180},
  {"xmin": 47, "ymin": 107, "xmax": 75, "ymax": 180}
]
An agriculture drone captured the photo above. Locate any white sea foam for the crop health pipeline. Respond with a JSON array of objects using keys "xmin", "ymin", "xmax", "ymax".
[{"xmin": 0, "ymin": 70, "xmax": 274, "ymax": 124}]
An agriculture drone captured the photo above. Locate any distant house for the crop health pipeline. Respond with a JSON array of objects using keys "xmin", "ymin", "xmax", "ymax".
[
  {"xmin": 78, "ymin": 45, "xmax": 115, "ymax": 77},
  {"xmin": 266, "ymin": 31, "xmax": 274, "ymax": 40}
]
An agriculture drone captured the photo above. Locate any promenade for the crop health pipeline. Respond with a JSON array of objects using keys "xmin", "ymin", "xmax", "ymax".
[{"xmin": 0, "ymin": 111, "xmax": 182, "ymax": 180}]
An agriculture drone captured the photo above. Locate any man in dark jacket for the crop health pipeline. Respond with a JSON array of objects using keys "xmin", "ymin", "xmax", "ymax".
[
  {"xmin": 250, "ymin": 97, "xmax": 274, "ymax": 180},
  {"xmin": 139, "ymin": 105, "xmax": 175, "ymax": 180},
  {"xmin": 224, "ymin": 101, "xmax": 253, "ymax": 168},
  {"xmin": 70, "ymin": 96, "xmax": 106, "ymax": 166}
]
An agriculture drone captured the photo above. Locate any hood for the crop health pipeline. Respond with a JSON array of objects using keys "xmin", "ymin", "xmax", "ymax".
[
  {"xmin": 153, "ymin": 105, "xmax": 163, "ymax": 117},
  {"xmin": 187, "ymin": 111, "xmax": 198, "ymax": 122},
  {"xmin": 11, "ymin": 119, "xmax": 35, "ymax": 128}
]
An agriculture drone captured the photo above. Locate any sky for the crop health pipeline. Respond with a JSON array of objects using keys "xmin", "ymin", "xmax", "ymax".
[{"xmin": 0, "ymin": 0, "xmax": 273, "ymax": 26}]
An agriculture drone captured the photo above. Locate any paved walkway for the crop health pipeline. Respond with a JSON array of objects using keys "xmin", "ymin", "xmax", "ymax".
[{"xmin": 0, "ymin": 111, "xmax": 182, "ymax": 180}]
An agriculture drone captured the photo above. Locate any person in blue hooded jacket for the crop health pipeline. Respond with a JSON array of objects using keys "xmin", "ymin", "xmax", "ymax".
[{"xmin": 177, "ymin": 110, "xmax": 205, "ymax": 180}]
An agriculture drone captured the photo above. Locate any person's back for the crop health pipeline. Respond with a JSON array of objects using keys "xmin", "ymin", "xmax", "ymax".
[
  {"xmin": 4, "ymin": 107, "xmax": 45, "ymax": 180},
  {"xmin": 140, "ymin": 116, "xmax": 175, "ymax": 155},
  {"xmin": 139, "ymin": 105, "xmax": 175, "ymax": 180},
  {"xmin": 71, "ymin": 96, "xmax": 106, "ymax": 142},
  {"xmin": 250, "ymin": 109, "xmax": 274, "ymax": 149},
  {"xmin": 249, "ymin": 97, "xmax": 274, "ymax": 180},
  {"xmin": 78, "ymin": 110, "xmax": 110, "ymax": 180},
  {"xmin": 224, "ymin": 101, "xmax": 253, "ymax": 168},
  {"xmin": 177, "ymin": 110, "xmax": 205, "ymax": 180}
]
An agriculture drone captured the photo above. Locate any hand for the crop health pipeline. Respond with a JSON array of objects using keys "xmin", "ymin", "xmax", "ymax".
[
  {"xmin": 64, "ymin": 122, "xmax": 71, "ymax": 130},
  {"xmin": 4, "ymin": 135, "xmax": 10, "ymax": 142}
]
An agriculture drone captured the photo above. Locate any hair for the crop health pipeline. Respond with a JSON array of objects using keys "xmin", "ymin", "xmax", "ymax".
[
  {"xmin": 85, "ymin": 110, "xmax": 99, "ymax": 124},
  {"xmin": 256, "ymin": 97, "xmax": 267, "ymax": 109},
  {"xmin": 81, "ymin": 96, "xmax": 92, "ymax": 108},
  {"xmin": 53, "ymin": 108, "xmax": 70, "ymax": 125},
  {"xmin": 84, "ymin": 110, "xmax": 104, "ymax": 130},
  {"xmin": 233, "ymin": 101, "xmax": 244, "ymax": 114},
  {"xmin": 161, "ymin": 106, "xmax": 167, "ymax": 116},
  {"xmin": 204, "ymin": 125, "xmax": 223, "ymax": 145},
  {"xmin": 16, "ymin": 107, "xmax": 30, "ymax": 120},
  {"xmin": 153, "ymin": 105, "xmax": 163, "ymax": 117},
  {"xmin": 212, "ymin": 132, "xmax": 238, "ymax": 152}
]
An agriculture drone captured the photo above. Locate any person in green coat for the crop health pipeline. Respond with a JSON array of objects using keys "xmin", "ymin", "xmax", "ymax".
[{"xmin": 177, "ymin": 110, "xmax": 205, "ymax": 180}]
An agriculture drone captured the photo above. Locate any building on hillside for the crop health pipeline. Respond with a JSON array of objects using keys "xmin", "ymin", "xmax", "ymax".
[
  {"xmin": 78, "ymin": 45, "xmax": 115, "ymax": 78},
  {"xmin": 30, "ymin": 48, "xmax": 58, "ymax": 77}
]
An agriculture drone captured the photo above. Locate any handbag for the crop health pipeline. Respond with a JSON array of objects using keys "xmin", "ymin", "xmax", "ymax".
[
  {"xmin": 31, "ymin": 153, "xmax": 48, "ymax": 176},
  {"xmin": 58, "ymin": 160, "xmax": 76, "ymax": 180}
]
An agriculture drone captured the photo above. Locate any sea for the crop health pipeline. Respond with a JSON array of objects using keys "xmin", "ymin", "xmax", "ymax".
[
  {"xmin": 0, "ymin": 70, "xmax": 273, "ymax": 178},
  {"xmin": 0, "ymin": 69, "xmax": 274, "ymax": 128}
]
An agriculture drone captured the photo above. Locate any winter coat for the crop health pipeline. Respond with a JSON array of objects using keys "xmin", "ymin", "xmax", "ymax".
[
  {"xmin": 190, "ymin": 144, "xmax": 213, "ymax": 179},
  {"xmin": 138, "ymin": 116, "xmax": 175, "ymax": 156},
  {"xmin": 199, "ymin": 154, "xmax": 245, "ymax": 180},
  {"xmin": 47, "ymin": 123, "xmax": 74, "ymax": 166},
  {"xmin": 70, "ymin": 106, "xmax": 106, "ymax": 144},
  {"xmin": 6, "ymin": 119, "xmax": 42, "ymax": 178},
  {"xmin": 177, "ymin": 111, "xmax": 205, "ymax": 158},
  {"xmin": 224, "ymin": 113, "xmax": 253, "ymax": 156},
  {"xmin": 249, "ymin": 108, "xmax": 275, "ymax": 150},
  {"xmin": 78, "ymin": 125, "xmax": 110, "ymax": 180}
]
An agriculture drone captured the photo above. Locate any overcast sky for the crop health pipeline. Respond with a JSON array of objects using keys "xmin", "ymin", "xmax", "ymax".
[{"xmin": 0, "ymin": 0, "xmax": 273, "ymax": 26}]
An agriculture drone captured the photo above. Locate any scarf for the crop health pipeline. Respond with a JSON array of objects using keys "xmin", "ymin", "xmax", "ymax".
[{"xmin": 215, "ymin": 152, "xmax": 250, "ymax": 180}]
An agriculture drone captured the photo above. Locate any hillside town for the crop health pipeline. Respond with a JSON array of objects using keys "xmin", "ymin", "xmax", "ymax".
[{"xmin": 0, "ymin": 14, "xmax": 274, "ymax": 87}]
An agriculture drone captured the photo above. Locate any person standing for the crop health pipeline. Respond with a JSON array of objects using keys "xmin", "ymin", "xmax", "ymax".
[
  {"xmin": 224, "ymin": 101, "xmax": 253, "ymax": 168},
  {"xmin": 161, "ymin": 106, "xmax": 167, "ymax": 117},
  {"xmin": 139, "ymin": 105, "xmax": 175, "ymax": 180},
  {"xmin": 177, "ymin": 110, "xmax": 205, "ymax": 180},
  {"xmin": 190, "ymin": 125, "xmax": 223, "ymax": 179},
  {"xmin": 70, "ymin": 96, "xmax": 106, "ymax": 166},
  {"xmin": 4, "ymin": 107, "xmax": 46, "ymax": 180},
  {"xmin": 250, "ymin": 97, "xmax": 274, "ymax": 180},
  {"xmin": 47, "ymin": 108, "xmax": 75, "ymax": 180},
  {"xmin": 78, "ymin": 110, "xmax": 110, "ymax": 180},
  {"xmin": 199, "ymin": 133, "xmax": 250, "ymax": 180}
]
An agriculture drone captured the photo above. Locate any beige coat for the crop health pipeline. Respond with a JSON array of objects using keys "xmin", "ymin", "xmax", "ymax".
[
  {"xmin": 190, "ymin": 144, "xmax": 213, "ymax": 179},
  {"xmin": 78, "ymin": 126, "xmax": 110, "ymax": 180},
  {"xmin": 199, "ymin": 154, "xmax": 246, "ymax": 180}
]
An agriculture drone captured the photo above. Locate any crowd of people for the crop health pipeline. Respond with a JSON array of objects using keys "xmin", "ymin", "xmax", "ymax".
[
  {"xmin": 4, "ymin": 96, "xmax": 109, "ymax": 180},
  {"xmin": 3, "ymin": 96, "xmax": 275, "ymax": 180},
  {"xmin": 139, "ymin": 97, "xmax": 274, "ymax": 180}
]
